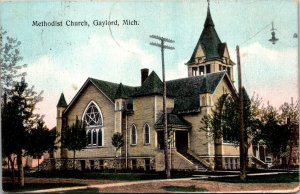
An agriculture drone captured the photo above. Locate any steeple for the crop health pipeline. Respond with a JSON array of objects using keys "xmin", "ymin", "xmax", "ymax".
[
  {"xmin": 186, "ymin": 1, "xmax": 235, "ymax": 81},
  {"xmin": 57, "ymin": 93, "xmax": 68, "ymax": 107},
  {"xmin": 204, "ymin": 3, "xmax": 214, "ymax": 28}
]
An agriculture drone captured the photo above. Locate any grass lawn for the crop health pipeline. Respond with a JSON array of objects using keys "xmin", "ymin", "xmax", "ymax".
[
  {"xmin": 2, "ymin": 182, "xmax": 86, "ymax": 192},
  {"xmin": 25, "ymin": 170, "xmax": 193, "ymax": 181},
  {"xmin": 163, "ymin": 185, "xmax": 208, "ymax": 192},
  {"xmin": 26, "ymin": 170, "xmax": 163, "ymax": 181},
  {"xmin": 206, "ymin": 173, "xmax": 299, "ymax": 183}
]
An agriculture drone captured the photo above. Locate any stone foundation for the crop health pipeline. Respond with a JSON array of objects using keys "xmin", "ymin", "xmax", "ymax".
[{"xmin": 40, "ymin": 157, "xmax": 155, "ymax": 171}]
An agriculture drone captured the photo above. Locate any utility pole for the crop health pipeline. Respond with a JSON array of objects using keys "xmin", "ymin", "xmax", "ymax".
[
  {"xmin": 150, "ymin": 35, "xmax": 174, "ymax": 179},
  {"xmin": 237, "ymin": 45, "xmax": 246, "ymax": 180}
]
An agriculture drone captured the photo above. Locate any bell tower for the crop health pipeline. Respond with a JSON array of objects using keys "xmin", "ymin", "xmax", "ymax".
[{"xmin": 185, "ymin": 2, "xmax": 235, "ymax": 81}]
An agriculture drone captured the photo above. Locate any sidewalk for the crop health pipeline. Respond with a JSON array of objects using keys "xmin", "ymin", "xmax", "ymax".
[{"xmin": 22, "ymin": 172, "xmax": 299, "ymax": 193}]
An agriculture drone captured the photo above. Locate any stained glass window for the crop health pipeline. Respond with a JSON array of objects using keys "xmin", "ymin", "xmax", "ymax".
[
  {"xmin": 84, "ymin": 102, "xmax": 102, "ymax": 126},
  {"xmin": 84, "ymin": 102, "xmax": 104, "ymax": 147}
]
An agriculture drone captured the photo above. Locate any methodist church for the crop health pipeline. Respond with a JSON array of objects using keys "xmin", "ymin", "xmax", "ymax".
[{"xmin": 45, "ymin": 4, "xmax": 265, "ymax": 171}]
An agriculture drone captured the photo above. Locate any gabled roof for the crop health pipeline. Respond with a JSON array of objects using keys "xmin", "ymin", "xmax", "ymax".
[
  {"xmin": 133, "ymin": 71, "xmax": 163, "ymax": 97},
  {"xmin": 167, "ymin": 71, "xmax": 229, "ymax": 113},
  {"xmin": 90, "ymin": 78, "xmax": 138, "ymax": 101},
  {"xmin": 57, "ymin": 93, "xmax": 68, "ymax": 107},
  {"xmin": 63, "ymin": 71, "xmax": 235, "ymax": 115},
  {"xmin": 64, "ymin": 78, "xmax": 138, "ymax": 113},
  {"xmin": 188, "ymin": 6, "xmax": 224, "ymax": 63},
  {"xmin": 155, "ymin": 113, "xmax": 191, "ymax": 129}
]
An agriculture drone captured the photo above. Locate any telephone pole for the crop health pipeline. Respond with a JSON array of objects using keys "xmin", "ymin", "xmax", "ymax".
[
  {"xmin": 237, "ymin": 45, "xmax": 246, "ymax": 180},
  {"xmin": 150, "ymin": 35, "xmax": 174, "ymax": 179}
]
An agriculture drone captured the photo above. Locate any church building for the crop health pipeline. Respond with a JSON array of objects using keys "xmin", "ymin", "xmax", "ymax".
[{"xmin": 49, "ymin": 4, "xmax": 257, "ymax": 171}]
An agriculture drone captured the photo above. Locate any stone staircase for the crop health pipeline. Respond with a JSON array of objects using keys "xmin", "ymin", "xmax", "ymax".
[
  {"xmin": 252, "ymin": 156, "xmax": 268, "ymax": 169},
  {"xmin": 180, "ymin": 152, "xmax": 208, "ymax": 171}
]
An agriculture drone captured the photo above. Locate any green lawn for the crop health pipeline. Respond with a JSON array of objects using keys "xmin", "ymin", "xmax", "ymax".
[
  {"xmin": 25, "ymin": 170, "xmax": 193, "ymax": 181},
  {"xmin": 26, "ymin": 170, "xmax": 164, "ymax": 181},
  {"xmin": 163, "ymin": 185, "xmax": 207, "ymax": 192},
  {"xmin": 206, "ymin": 173, "xmax": 299, "ymax": 183}
]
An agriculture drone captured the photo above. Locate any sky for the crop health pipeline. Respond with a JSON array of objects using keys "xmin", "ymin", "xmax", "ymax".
[{"xmin": 0, "ymin": 0, "xmax": 298, "ymax": 129}]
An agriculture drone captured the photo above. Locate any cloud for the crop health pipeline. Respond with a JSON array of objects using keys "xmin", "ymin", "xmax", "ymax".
[
  {"xmin": 166, "ymin": 59, "xmax": 188, "ymax": 81},
  {"xmin": 239, "ymin": 42, "xmax": 298, "ymax": 107}
]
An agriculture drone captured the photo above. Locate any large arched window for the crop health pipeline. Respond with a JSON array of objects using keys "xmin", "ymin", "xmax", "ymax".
[
  {"xmin": 131, "ymin": 125, "xmax": 137, "ymax": 145},
  {"xmin": 83, "ymin": 101, "xmax": 104, "ymax": 147},
  {"xmin": 84, "ymin": 102, "xmax": 103, "ymax": 126},
  {"xmin": 143, "ymin": 123, "xmax": 150, "ymax": 145}
]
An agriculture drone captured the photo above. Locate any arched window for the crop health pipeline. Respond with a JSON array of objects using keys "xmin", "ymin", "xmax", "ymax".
[
  {"xmin": 98, "ymin": 129, "xmax": 103, "ymax": 146},
  {"xmin": 131, "ymin": 125, "xmax": 137, "ymax": 145},
  {"xmin": 144, "ymin": 124, "xmax": 150, "ymax": 145},
  {"xmin": 87, "ymin": 130, "xmax": 92, "ymax": 145},
  {"xmin": 84, "ymin": 102, "xmax": 103, "ymax": 126},
  {"xmin": 83, "ymin": 101, "xmax": 104, "ymax": 147},
  {"xmin": 92, "ymin": 129, "xmax": 97, "ymax": 145}
]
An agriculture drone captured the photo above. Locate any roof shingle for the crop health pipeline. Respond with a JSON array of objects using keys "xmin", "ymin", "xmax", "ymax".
[
  {"xmin": 133, "ymin": 71, "xmax": 163, "ymax": 97},
  {"xmin": 188, "ymin": 6, "xmax": 224, "ymax": 63},
  {"xmin": 155, "ymin": 113, "xmax": 191, "ymax": 129}
]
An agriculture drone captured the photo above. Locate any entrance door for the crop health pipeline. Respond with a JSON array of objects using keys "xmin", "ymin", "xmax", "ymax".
[
  {"xmin": 157, "ymin": 131, "xmax": 164, "ymax": 150},
  {"xmin": 176, "ymin": 131, "xmax": 188, "ymax": 154}
]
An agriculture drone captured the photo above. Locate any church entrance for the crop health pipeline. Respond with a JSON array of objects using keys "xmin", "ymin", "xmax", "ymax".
[
  {"xmin": 157, "ymin": 131, "xmax": 164, "ymax": 150},
  {"xmin": 175, "ymin": 131, "xmax": 188, "ymax": 154}
]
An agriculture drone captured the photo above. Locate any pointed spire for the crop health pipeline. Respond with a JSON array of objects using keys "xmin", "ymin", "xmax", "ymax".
[
  {"xmin": 187, "ymin": 1, "xmax": 221, "ymax": 63},
  {"xmin": 115, "ymin": 83, "xmax": 128, "ymax": 99},
  {"xmin": 57, "ymin": 93, "xmax": 68, "ymax": 107},
  {"xmin": 204, "ymin": 1, "xmax": 215, "ymax": 27}
]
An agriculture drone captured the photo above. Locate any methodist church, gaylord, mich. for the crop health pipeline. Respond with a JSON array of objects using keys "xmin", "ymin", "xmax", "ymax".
[{"xmin": 42, "ymin": 4, "xmax": 267, "ymax": 172}]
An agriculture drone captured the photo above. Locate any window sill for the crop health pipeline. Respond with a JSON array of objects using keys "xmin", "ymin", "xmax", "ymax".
[
  {"xmin": 86, "ymin": 146, "xmax": 105, "ymax": 149},
  {"xmin": 144, "ymin": 143, "xmax": 151, "ymax": 146},
  {"xmin": 130, "ymin": 144, "xmax": 137, "ymax": 146},
  {"xmin": 222, "ymin": 142, "xmax": 238, "ymax": 146}
]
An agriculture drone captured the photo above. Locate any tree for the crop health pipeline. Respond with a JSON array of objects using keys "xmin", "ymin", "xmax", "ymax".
[
  {"xmin": 1, "ymin": 78, "xmax": 43, "ymax": 187},
  {"xmin": 62, "ymin": 117, "xmax": 87, "ymax": 170},
  {"xmin": 25, "ymin": 119, "xmax": 58, "ymax": 173},
  {"xmin": 1, "ymin": 30, "xmax": 32, "ymax": 187},
  {"xmin": 111, "ymin": 132, "xmax": 124, "ymax": 172},
  {"xmin": 256, "ymin": 104, "xmax": 289, "ymax": 165},
  {"xmin": 279, "ymin": 101, "xmax": 299, "ymax": 171},
  {"xmin": 0, "ymin": 28, "xmax": 27, "ymax": 100},
  {"xmin": 257, "ymin": 101, "xmax": 299, "ymax": 169},
  {"xmin": 200, "ymin": 90, "xmax": 259, "ymax": 172}
]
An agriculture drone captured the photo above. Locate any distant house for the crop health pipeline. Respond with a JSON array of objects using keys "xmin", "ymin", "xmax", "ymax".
[{"xmin": 45, "ymin": 4, "xmax": 265, "ymax": 171}]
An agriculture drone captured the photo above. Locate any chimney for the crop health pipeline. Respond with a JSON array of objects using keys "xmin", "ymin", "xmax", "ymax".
[{"xmin": 141, "ymin": 68, "xmax": 149, "ymax": 84}]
